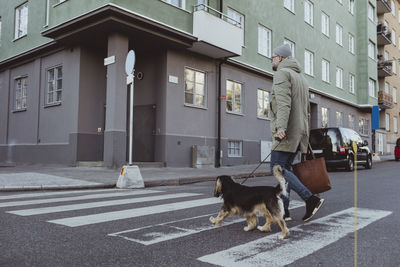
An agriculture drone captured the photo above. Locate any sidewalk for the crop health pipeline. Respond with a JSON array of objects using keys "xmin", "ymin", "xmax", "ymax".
[{"xmin": 0, "ymin": 154, "xmax": 394, "ymax": 192}]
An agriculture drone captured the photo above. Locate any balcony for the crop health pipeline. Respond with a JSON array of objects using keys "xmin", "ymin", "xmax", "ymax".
[
  {"xmin": 189, "ymin": 4, "xmax": 243, "ymax": 58},
  {"xmin": 378, "ymin": 60, "xmax": 393, "ymax": 77},
  {"xmin": 377, "ymin": 24, "xmax": 392, "ymax": 45},
  {"xmin": 378, "ymin": 91, "xmax": 394, "ymax": 109},
  {"xmin": 377, "ymin": 0, "xmax": 392, "ymax": 15}
]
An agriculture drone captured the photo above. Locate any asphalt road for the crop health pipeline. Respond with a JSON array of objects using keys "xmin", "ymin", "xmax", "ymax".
[{"xmin": 0, "ymin": 161, "xmax": 399, "ymax": 267}]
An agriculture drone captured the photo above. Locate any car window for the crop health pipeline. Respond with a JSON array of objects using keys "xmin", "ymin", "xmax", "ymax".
[{"xmin": 327, "ymin": 129, "xmax": 340, "ymax": 152}]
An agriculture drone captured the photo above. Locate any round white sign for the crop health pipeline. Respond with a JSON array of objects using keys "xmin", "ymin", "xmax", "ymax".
[{"xmin": 125, "ymin": 50, "xmax": 136, "ymax": 75}]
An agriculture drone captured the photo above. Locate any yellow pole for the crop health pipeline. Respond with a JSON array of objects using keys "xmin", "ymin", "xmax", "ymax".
[{"xmin": 352, "ymin": 141, "xmax": 358, "ymax": 267}]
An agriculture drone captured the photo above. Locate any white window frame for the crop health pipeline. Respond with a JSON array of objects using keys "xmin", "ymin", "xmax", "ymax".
[
  {"xmin": 44, "ymin": 0, "xmax": 50, "ymax": 27},
  {"xmin": 258, "ymin": 25, "xmax": 272, "ymax": 58},
  {"xmin": 284, "ymin": 0, "xmax": 295, "ymax": 13},
  {"xmin": 227, "ymin": 8, "xmax": 245, "ymax": 42},
  {"xmin": 392, "ymin": 1, "xmax": 396, "ymax": 17},
  {"xmin": 14, "ymin": 76, "xmax": 28, "ymax": 111},
  {"xmin": 393, "ymin": 29, "xmax": 397, "ymax": 46},
  {"xmin": 257, "ymin": 89, "xmax": 270, "ymax": 119},
  {"xmin": 284, "ymin": 39, "xmax": 295, "ymax": 57},
  {"xmin": 304, "ymin": 49, "xmax": 314, "ymax": 76},
  {"xmin": 349, "ymin": 33, "xmax": 355, "ymax": 54},
  {"xmin": 336, "ymin": 111, "xmax": 343, "ymax": 127},
  {"xmin": 394, "ymin": 117, "xmax": 398, "ymax": 133},
  {"xmin": 349, "ymin": 0, "xmax": 354, "ymax": 15},
  {"xmin": 321, "ymin": 107, "xmax": 329, "ymax": 128},
  {"xmin": 393, "ymin": 87, "xmax": 397, "ymax": 103},
  {"xmin": 161, "ymin": 0, "xmax": 186, "ymax": 9},
  {"xmin": 393, "ymin": 60, "xmax": 397, "ymax": 74},
  {"xmin": 15, "ymin": 2, "xmax": 28, "ymax": 39},
  {"xmin": 336, "ymin": 24, "xmax": 343, "ymax": 46},
  {"xmin": 226, "ymin": 80, "xmax": 243, "ymax": 114},
  {"xmin": 228, "ymin": 140, "xmax": 242, "ymax": 157},
  {"xmin": 368, "ymin": 41, "xmax": 375, "ymax": 59},
  {"xmin": 349, "ymin": 74, "xmax": 355, "ymax": 94},
  {"xmin": 321, "ymin": 12, "xmax": 330, "ymax": 37},
  {"xmin": 385, "ymin": 113, "xmax": 390, "ymax": 131},
  {"xmin": 385, "ymin": 82, "xmax": 390, "ymax": 94},
  {"xmin": 46, "ymin": 66, "xmax": 63, "ymax": 105},
  {"xmin": 304, "ymin": 0, "xmax": 313, "ymax": 26},
  {"xmin": 359, "ymin": 118, "xmax": 370, "ymax": 136},
  {"xmin": 348, "ymin": 114, "xmax": 355, "ymax": 130},
  {"xmin": 336, "ymin": 67, "xmax": 343, "ymax": 89},
  {"xmin": 369, "ymin": 79, "xmax": 376, "ymax": 98},
  {"xmin": 184, "ymin": 67, "xmax": 207, "ymax": 108},
  {"xmin": 322, "ymin": 59, "xmax": 330, "ymax": 83},
  {"xmin": 368, "ymin": 3, "xmax": 374, "ymax": 22}
]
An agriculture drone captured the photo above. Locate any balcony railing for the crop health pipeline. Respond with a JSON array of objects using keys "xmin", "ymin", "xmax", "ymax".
[
  {"xmin": 378, "ymin": 60, "xmax": 393, "ymax": 77},
  {"xmin": 377, "ymin": 24, "xmax": 392, "ymax": 45},
  {"xmin": 378, "ymin": 91, "xmax": 394, "ymax": 109},
  {"xmin": 377, "ymin": 0, "xmax": 392, "ymax": 15},
  {"xmin": 189, "ymin": 4, "xmax": 244, "ymax": 58}
]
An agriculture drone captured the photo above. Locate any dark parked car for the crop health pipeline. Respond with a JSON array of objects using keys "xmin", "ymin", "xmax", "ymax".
[
  {"xmin": 308, "ymin": 127, "xmax": 372, "ymax": 171},
  {"xmin": 395, "ymin": 138, "xmax": 400, "ymax": 161}
]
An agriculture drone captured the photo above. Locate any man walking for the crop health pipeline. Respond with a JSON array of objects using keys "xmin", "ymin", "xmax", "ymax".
[{"xmin": 270, "ymin": 43, "xmax": 324, "ymax": 222}]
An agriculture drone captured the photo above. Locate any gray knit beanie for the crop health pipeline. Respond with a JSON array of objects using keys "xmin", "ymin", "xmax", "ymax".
[{"xmin": 273, "ymin": 43, "xmax": 292, "ymax": 58}]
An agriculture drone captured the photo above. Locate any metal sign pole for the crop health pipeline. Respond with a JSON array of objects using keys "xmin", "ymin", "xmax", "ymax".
[{"xmin": 129, "ymin": 72, "xmax": 134, "ymax": 165}]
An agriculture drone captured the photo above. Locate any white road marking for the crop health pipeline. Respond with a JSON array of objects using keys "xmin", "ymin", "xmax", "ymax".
[
  {"xmin": 48, "ymin": 198, "xmax": 222, "ymax": 227},
  {"xmin": 108, "ymin": 200, "xmax": 305, "ymax": 245},
  {"xmin": 197, "ymin": 208, "xmax": 392, "ymax": 267},
  {"xmin": 7, "ymin": 193, "xmax": 201, "ymax": 216},
  {"xmin": 0, "ymin": 190, "xmax": 161, "ymax": 208},
  {"xmin": 0, "ymin": 189, "xmax": 123, "ymax": 200}
]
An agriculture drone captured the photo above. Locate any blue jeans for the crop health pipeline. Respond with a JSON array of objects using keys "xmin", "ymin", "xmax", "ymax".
[{"xmin": 270, "ymin": 150, "xmax": 312, "ymax": 210}]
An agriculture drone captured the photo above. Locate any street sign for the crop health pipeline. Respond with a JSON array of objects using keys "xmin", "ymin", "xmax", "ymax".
[{"xmin": 125, "ymin": 50, "xmax": 136, "ymax": 76}]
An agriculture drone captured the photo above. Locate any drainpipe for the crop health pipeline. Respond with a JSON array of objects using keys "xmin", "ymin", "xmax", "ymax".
[{"xmin": 216, "ymin": 0, "xmax": 224, "ymax": 168}]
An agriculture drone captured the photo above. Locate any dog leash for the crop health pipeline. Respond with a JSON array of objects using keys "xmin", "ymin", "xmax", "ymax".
[{"xmin": 240, "ymin": 138, "xmax": 283, "ymax": 185}]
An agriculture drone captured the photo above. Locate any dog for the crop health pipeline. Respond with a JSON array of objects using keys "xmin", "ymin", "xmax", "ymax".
[{"xmin": 209, "ymin": 165, "xmax": 290, "ymax": 239}]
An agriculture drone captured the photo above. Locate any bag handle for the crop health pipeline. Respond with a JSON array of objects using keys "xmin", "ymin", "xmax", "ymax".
[{"xmin": 301, "ymin": 143, "xmax": 315, "ymax": 162}]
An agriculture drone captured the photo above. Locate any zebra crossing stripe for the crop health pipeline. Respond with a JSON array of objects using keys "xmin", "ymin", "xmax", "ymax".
[
  {"xmin": 48, "ymin": 198, "xmax": 222, "ymax": 227},
  {"xmin": 7, "ymin": 193, "xmax": 201, "ymax": 216},
  {"xmin": 197, "ymin": 208, "xmax": 392, "ymax": 267},
  {"xmin": 0, "ymin": 189, "xmax": 124, "ymax": 200},
  {"xmin": 0, "ymin": 190, "xmax": 161, "ymax": 208},
  {"xmin": 108, "ymin": 200, "xmax": 305, "ymax": 245}
]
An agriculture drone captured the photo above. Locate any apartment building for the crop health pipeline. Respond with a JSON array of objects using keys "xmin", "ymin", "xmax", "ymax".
[
  {"xmin": 377, "ymin": 0, "xmax": 400, "ymax": 155},
  {"xmin": 0, "ymin": 0, "xmax": 377, "ymax": 167}
]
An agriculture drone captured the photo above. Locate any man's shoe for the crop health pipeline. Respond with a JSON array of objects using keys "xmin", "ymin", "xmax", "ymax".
[
  {"xmin": 283, "ymin": 209, "xmax": 292, "ymax": 221},
  {"xmin": 302, "ymin": 195, "xmax": 325, "ymax": 222}
]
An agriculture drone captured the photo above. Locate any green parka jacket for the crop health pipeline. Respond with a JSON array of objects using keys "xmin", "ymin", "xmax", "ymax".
[{"xmin": 270, "ymin": 57, "xmax": 310, "ymax": 153}]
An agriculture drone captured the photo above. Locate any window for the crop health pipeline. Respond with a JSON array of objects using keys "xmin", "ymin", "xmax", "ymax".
[
  {"xmin": 184, "ymin": 68, "xmax": 206, "ymax": 107},
  {"xmin": 284, "ymin": 39, "xmax": 295, "ymax": 57},
  {"xmin": 46, "ymin": 66, "xmax": 63, "ymax": 105},
  {"xmin": 228, "ymin": 140, "xmax": 242, "ymax": 157},
  {"xmin": 284, "ymin": 0, "xmax": 294, "ymax": 13},
  {"xmin": 162, "ymin": 0, "xmax": 185, "ymax": 9},
  {"xmin": 227, "ymin": 8, "xmax": 244, "ymax": 29},
  {"xmin": 14, "ymin": 77, "xmax": 28, "ymax": 111},
  {"xmin": 368, "ymin": 3, "xmax": 374, "ymax": 21},
  {"xmin": 398, "ymin": 37, "xmax": 400, "ymax": 50},
  {"xmin": 393, "ymin": 87, "xmax": 397, "ymax": 103},
  {"xmin": 336, "ymin": 24, "xmax": 343, "ymax": 46},
  {"xmin": 349, "ymin": 34, "xmax": 355, "ymax": 54},
  {"xmin": 369, "ymin": 79, "xmax": 376, "ymax": 97},
  {"xmin": 304, "ymin": 50, "xmax": 314, "ymax": 76},
  {"xmin": 359, "ymin": 118, "xmax": 370, "ymax": 135},
  {"xmin": 394, "ymin": 117, "xmax": 398, "ymax": 133},
  {"xmin": 393, "ymin": 29, "xmax": 397, "ymax": 46},
  {"xmin": 348, "ymin": 114, "xmax": 355, "ymax": 130},
  {"xmin": 349, "ymin": 0, "xmax": 354, "ymax": 14},
  {"xmin": 336, "ymin": 67, "xmax": 343, "ymax": 89},
  {"xmin": 349, "ymin": 74, "xmax": 355, "ymax": 94},
  {"xmin": 15, "ymin": 2, "xmax": 28, "ymax": 39},
  {"xmin": 321, "ymin": 107, "xmax": 329, "ymax": 128},
  {"xmin": 385, "ymin": 82, "xmax": 389, "ymax": 94},
  {"xmin": 368, "ymin": 41, "xmax": 375, "ymax": 59},
  {"xmin": 258, "ymin": 25, "xmax": 271, "ymax": 57},
  {"xmin": 257, "ymin": 89, "xmax": 270, "ymax": 119},
  {"xmin": 336, "ymin": 111, "xmax": 343, "ymax": 127},
  {"xmin": 321, "ymin": 12, "xmax": 329, "ymax": 37},
  {"xmin": 45, "ymin": 0, "xmax": 50, "ymax": 26},
  {"xmin": 226, "ymin": 80, "xmax": 242, "ymax": 113},
  {"xmin": 393, "ymin": 60, "xmax": 397, "ymax": 74},
  {"xmin": 304, "ymin": 0, "xmax": 313, "ymax": 26},
  {"xmin": 385, "ymin": 113, "xmax": 390, "ymax": 131},
  {"xmin": 392, "ymin": 1, "xmax": 396, "ymax": 17},
  {"xmin": 322, "ymin": 59, "xmax": 330, "ymax": 83}
]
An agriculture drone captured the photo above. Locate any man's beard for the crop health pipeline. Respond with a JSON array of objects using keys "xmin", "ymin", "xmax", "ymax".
[{"xmin": 272, "ymin": 65, "xmax": 278, "ymax": 71}]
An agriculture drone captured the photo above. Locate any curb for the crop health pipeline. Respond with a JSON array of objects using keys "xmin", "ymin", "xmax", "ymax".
[{"xmin": 0, "ymin": 183, "xmax": 116, "ymax": 192}]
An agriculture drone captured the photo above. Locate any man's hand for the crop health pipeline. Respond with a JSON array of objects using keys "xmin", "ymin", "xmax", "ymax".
[{"xmin": 274, "ymin": 130, "xmax": 286, "ymax": 141}]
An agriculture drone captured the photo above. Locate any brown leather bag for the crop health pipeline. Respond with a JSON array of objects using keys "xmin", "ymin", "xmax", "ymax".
[{"xmin": 292, "ymin": 144, "xmax": 331, "ymax": 194}]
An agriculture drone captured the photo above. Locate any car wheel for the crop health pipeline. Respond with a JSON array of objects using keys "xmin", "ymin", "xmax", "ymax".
[
  {"xmin": 346, "ymin": 156, "xmax": 354, "ymax": 172},
  {"xmin": 365, "ymin": 155, "xmax": 372, "ymax": 169}
]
